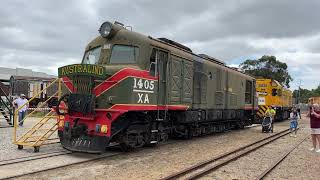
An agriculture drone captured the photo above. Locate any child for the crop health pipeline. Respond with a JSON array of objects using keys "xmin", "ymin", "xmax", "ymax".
[{"xmin": 290, "ymin": 107, "xmax": 300, "ymax": 137}]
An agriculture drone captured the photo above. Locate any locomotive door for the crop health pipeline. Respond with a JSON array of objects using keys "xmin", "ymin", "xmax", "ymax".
[{"xmin": 156, "ymin": 50, "xmax": 168, "ymax": 106}]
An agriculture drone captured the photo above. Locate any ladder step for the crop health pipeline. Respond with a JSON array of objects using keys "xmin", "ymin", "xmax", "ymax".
[
  {"xmin": 25, "ymin": 135, "xmax": 52, "ymax": 140},
  {"xmin": 44, "ymin": 116, "xmax": 57, "ymax": 118},
  {"xmin": 34, "ymin": 128, "xmax": 51, "ymax": 132}
]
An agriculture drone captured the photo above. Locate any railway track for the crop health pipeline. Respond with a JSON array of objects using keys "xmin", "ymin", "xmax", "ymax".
[
  {"xmin": 0, "ymin": 124, "xmax": 268, "ymax": 179},
  {"xmin": 256, "ymin": 135, "xmax": 308, "ymax": 180},
  {"xmin": 0, "ymin": 151, "xmax": 122, "ymax": 180},
  {"xmin": 0, "ymin": 150, "xmax": 72, "ymax": 167},
  {"xmin": 162, "ymin": 128, "xmax": 292, "ymax": 180}
]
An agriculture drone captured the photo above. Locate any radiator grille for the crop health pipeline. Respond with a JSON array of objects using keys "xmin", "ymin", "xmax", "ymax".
[
  {"xmin": 230, "ymin": 93, "xmax": 237, "ymax": 106},
  {"xmin": 215, "ymin": 91, "xmax": 224, "ymax": 105},
  {"xmin": 72, "ymin": 75, "xmax": 94, "ymax": 94}
]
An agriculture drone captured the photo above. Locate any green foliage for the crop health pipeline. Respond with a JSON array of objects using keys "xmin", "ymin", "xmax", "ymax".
[
  {"xmin": 293, "ymin": 85, "xmax": 320, "ymax": 103},
  {"xmin": 239, "ymin": 55, "xmax": 293, "ymax": 88}
]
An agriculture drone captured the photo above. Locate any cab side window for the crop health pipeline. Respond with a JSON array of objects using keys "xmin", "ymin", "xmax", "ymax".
[
  {"xmin": 149, "ymin": 48, "xmax": 157, "ymax": 76},
  {"xmin": 272, "ymin": 89, "xmax": 278, "ymax": 96}
]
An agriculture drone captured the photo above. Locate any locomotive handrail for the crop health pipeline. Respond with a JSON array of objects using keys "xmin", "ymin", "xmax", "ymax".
[
  {"xmin": 13, "ymin": 78, "xmax": 60, "ymax": 143},
  {"xmin": 19, "ymin": 91, "xmax": 58, "ymax": 122}
]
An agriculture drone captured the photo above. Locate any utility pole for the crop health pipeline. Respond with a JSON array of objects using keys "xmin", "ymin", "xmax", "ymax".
[{"xmin": 297, "ymin": 79, "xmax": 302, "ymax": 104}]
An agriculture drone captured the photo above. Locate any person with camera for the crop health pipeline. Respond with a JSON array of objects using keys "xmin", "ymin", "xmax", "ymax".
[{"xmin": 310, "ymin": 104, "xmax": 320, "ymax": 153}]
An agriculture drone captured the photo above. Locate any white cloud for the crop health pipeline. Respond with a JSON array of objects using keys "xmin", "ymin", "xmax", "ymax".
[{"xmin": 0, "ymin": 0, "xmax": 320, "ymax": 90}]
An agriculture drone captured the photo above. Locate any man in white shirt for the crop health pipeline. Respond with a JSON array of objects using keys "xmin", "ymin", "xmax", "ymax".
[{"xmin": 13, "ymin": 94, "xmax": 29, "ymax": 126}]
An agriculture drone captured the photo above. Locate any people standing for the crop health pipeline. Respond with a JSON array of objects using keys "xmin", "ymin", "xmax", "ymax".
[
  {"xmin": 309, "ymin": 104, "xmax": 320, "ymax": 153},
  {"xmin": 289, "ymin": 107, "xmax": 300, "ymax": 137},
  {"xmin": 265, "ymin": 106, "xmax": 276, "ymax": 132},
  {"xmin": 13, "ymin": 94, "xmax": 28, "ymax": 126},
  {"xmin": 297, "ymin": 107, "xmax": 301, "ymax": 119}
]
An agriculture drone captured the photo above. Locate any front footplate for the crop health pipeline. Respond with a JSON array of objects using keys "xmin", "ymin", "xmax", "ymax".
[{"xmin": 58, "ymin": 131, "xmax": 109, "ymax": 153}]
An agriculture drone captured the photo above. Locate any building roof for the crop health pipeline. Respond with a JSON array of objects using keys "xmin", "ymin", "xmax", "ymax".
[{"xmin": 0, "ymin": 67, "xmax": 56, "ymax": 81}]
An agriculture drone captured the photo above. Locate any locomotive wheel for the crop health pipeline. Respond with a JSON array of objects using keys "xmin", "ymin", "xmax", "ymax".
[
  {"xmin": 185, "ymin": 127, "xmax": 193, "ymax": 140},
  {"xmin": 34, "ymin": 146, "xmax": 40, "ymax": 153},
  {"xmin": 119, "ymin": 143, "xmax": 133, "ymax": 152},
  {"xmin": 144, "ymin": 141, "xmax": 158, "ymax": 147}
]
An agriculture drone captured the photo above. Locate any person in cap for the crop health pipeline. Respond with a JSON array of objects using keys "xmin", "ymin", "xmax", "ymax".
[{"xmin": 12, "ymin": 94, "xmax": 29, "ymax": 126}]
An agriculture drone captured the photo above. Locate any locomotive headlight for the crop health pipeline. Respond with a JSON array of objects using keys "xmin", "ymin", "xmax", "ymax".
[
  {"xmin": 101, "ymin": 125, "xmax": 108, "ymax": 133},
  {"xmin": 99, "ymin": 21, "xmax": 113, "ymax": 38}
]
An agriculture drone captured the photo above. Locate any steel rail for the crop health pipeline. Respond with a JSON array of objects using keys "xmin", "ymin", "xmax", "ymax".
[
  {"xmin": 255, "ymin": 136, "xmax": 308, "ymax": 180},
  {"xmin": 0, "ymin": 150, "xmax": 72, "ymax": 167},
  {"xmin": 0, "ymin": 138, "xmax": 200, "ymax": 179},
  {"xmin": 0, "ymin": 152, "xmax": 122, "ymax": 180},
  {"xmin": 162, "ymin": 128, "xmax": 291, "ymax": 180}
]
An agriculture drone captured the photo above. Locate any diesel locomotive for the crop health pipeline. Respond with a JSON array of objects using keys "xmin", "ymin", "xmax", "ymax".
[
  {"xmin": 256, "ymin": 79, "xmax": 292, "ymax": 122},
  {"xmin": 56, "ymin": 21, "xmax": 257, "ymax": 153}
]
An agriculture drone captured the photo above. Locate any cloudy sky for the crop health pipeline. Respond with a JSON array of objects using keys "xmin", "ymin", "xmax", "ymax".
[{"xmin": 0, "ymin": 0, "xmax": 319, "ymax": 90}]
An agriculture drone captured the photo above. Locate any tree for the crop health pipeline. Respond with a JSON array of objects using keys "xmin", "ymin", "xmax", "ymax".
[
  {"xmin": 239, "ymin": 55, "xmax": 293, "ymax": 88},
  {"xmin": 293, "ymin": 85, "xmax": 320, "ymax": 103}
]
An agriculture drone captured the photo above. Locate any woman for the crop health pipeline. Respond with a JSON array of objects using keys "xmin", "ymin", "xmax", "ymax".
[{"xmin": 310, "ymin": 104, "xmax": 320, "ymax": 153}]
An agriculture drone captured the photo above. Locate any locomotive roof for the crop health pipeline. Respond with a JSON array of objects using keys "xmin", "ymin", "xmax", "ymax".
[{"xmin": 86, "ymin": 22, "xmax": 255, "ymax": 81}]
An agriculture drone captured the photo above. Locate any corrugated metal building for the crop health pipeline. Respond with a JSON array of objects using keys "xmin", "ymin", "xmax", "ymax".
[
  {"xmin": 0, "ymin": 67, "xmax": 56, "ymax": 81},
  {"xmin": 0, "ymin": 67, "xmax": 57, "ymax": 107}
]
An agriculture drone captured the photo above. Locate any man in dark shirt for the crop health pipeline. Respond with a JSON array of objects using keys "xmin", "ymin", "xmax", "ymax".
[{"xmin": 297, "ymin": 107, "xmax": 301, "ymax": 119}]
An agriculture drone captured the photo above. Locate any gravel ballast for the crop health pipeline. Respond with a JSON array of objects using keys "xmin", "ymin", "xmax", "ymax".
[{"xmin": 1, "ymin": 114, "xmax": 318, "ymax": 179}]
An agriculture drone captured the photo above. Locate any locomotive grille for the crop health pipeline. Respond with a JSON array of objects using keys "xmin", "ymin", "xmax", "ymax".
[{"xmin": 72, "ymin": 75, "xmax": 94, "ymax": 94}]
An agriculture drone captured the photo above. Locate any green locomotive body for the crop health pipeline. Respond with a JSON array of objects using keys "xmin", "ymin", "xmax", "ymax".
[{"xmin": 57, "ymin": 21, "xmax": 257, "ymax": 153}]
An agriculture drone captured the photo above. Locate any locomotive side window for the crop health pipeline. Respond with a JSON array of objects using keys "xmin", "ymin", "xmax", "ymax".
[
  {"xmin": 110, "ymin": 45, "xmax": 139, "ymax": 64},
  {"xmin": 208, "ymin": 72, "xmax": 213, "ymax": 80},
  {"xmin": 272, "ymin": 88, "xmax": 278, "ymax": 96},
  {"xmin": 149, "ymin": 48, "xmax": 157, "ymax": 76},
  {"xmin": 82, "ymin": 46, "xmax": 102, "ymax": 64},
  {"xmin": 245, "ymin": 80, "xmax": 252, "ymax": 104}
]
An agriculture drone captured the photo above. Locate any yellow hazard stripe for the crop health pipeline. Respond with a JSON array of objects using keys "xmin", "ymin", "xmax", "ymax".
[
  {"xmin": 257, "ymin": 112, "xmax": 263, "ymax": 117},
  {"xmin": 259, "ymin": 109, "xmax": 265, "ymax": 115},
  {"xmin": 260, "ymin": 105, "xmax": 267, "ymax": 111}
]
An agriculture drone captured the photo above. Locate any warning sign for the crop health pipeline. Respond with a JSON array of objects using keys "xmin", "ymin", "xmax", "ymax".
[{"xmin": 258, "ymin": 97, "xmax": 266, "ymax": 105}]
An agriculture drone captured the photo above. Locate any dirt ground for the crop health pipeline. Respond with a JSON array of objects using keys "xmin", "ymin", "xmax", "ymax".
[
  {"xmin": 203, "ymin": 118, "xmax": 319, "ymax": 179},
  {"xmin": 13, "ymin": 113, "xmax": 318, "ymax": 180}
]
